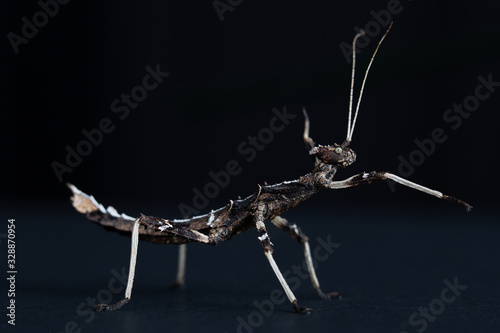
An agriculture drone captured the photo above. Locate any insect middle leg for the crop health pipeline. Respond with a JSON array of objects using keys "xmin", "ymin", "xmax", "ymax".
[
  {"xmin": 254, "ymin": 205, "xmax": 312, "ymax": 314},
  {"xmin": 270, "ymin": 216, "xmax": 340, "ymax": 300}
]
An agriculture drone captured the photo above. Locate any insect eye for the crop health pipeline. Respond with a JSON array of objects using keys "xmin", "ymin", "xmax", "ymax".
[{"xmin": 334, "ymin": 147, "xmax": 342, "ymax": 154}]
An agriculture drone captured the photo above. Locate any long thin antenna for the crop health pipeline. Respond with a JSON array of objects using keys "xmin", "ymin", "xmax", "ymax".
[
  {"xmin": 347, "ymin": 30, "xmax": 366, "ymax": 140},
  {"xmin": 347, "ymin": 21, "xmax": 393, "ymax": 142}
]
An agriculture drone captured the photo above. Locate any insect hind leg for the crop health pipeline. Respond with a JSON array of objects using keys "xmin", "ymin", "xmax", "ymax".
[
  {"xmin": 94, "ymin": 217, "xmax": 141, "ymax": 311},
  {"xmin": 270, "ymin": 215, "xmax": 340, "ymax": 300},
  {"xmin": 172, "ymin": 244, "xmax": 187, "ymax": 289},
  {"xmin": 93, "ymin": 215, "xmax": 211, "ymax": 311}
]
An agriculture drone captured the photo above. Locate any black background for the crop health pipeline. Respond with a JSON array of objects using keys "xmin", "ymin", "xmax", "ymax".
[{"xmin": 3, "ymin": 0, "xmax": 500, "ymax": 332}]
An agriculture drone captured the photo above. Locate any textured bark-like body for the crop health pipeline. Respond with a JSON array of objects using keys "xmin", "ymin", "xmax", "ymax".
[{"xmin": 70, "ymin": 176, "xmax": 323, "ymax": 245}]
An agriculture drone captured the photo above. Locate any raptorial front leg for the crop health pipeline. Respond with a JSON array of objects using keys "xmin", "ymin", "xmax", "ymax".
[
  {"xmin": 302, "ymin": 108, "xmax": 316, "ymax": 151},
  {"xmin": 254, "ymin": 205, "xmax": 312, "ymax": 314},
  {"xmin": 270, "ymin": 215, "xmax": 340, "ymax": 300},
  {"xmin": 94, "ymin": 217, "xmax": 141, "ymax": 311}
]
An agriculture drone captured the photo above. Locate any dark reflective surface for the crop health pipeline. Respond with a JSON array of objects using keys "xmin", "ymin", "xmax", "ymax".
[{"xmin": 3, "ymin": 203, "xmax": 498, "ymax": 333}]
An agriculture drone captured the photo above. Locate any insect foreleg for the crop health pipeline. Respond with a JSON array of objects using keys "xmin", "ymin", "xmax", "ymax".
[
  {"xmin": 255, "ymin": 206, "xmax": 312, "ymax": 314},
  {"xmin": 302, "ymin": 108, "xmax": 316, "ymax": 151},
  {"xmin": 328, "ymin": 171, "xmax": 472, "ymax": 211},
  {"xmin": 270, "ymin": 216, "xmax": 340, "ymax": 300}
]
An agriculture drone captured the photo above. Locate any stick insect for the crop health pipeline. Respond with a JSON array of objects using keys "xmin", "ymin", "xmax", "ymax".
[{"xmin": 68, "ymin": 22, "xmax": 471, "ymax": 314}]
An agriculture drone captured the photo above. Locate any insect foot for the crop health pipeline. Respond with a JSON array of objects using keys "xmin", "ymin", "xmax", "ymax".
[
  {"xmin": 292, "ymin": 300, "xmax": 313, "ymax": 314},
  {"xmin": 93, "ymin": 304, "xmax": 110, "ymax": 312},
  {"xmin": 93, "ymin": 298, "xmax": 129, "ymax": 312},
  {"xmin": 317, "ymin": 290, "xmax": 342, "ymax": 300}
]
